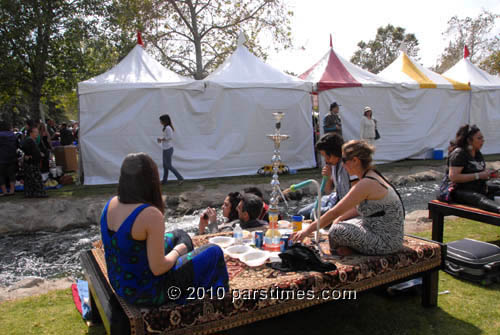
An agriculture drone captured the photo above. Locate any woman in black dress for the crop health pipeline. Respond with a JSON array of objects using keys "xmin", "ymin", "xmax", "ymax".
[{"xmin": 21, "ymin": 127, "xmax": 47, "ymax": 198}]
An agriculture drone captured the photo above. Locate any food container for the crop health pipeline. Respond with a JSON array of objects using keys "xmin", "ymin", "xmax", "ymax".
[
  {"xmin": 225, "ymin": 245, "xmax": 253, "ymax": 258},
  {"xmin": 239, "ymin": 250, "xmax": 269, "ymax": 267},
  {"xmin": 208, "ymin": 236, "xmax": 235, "ymax": 249}
]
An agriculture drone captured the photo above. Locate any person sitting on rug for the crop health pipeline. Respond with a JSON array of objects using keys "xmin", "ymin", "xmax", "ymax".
[
  {"xmin": 445, "ymin": 124, "xmax": 500, "ymax": 213},
  {"xmin": 292, "ymin": 140, "xmax": 404, "ymax": 256},
  {"xmin": 198, "ymin": 191, "xmax": 241, "ymax": 234},
  {"xmin": 242, "ymin": 186, "xmax": 272, "ymax": 221},
  {"xmin": 203, "ymin": 193, "xmax": 268, "ymax": 233},
  {"xmin": 100, "ymin": 153, "xmax": 228, "ymax": 306},
  {"xmin": 297, "ymin": 133, "xmax": 356, "ymax": 220}
]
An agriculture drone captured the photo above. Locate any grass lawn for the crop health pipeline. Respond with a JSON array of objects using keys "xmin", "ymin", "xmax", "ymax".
[{"xmin": 0, "ymin": 221, "xmax": 499, "ymax": 334}]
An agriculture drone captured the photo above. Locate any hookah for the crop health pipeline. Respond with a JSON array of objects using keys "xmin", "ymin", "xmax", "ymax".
[
  {"xmin": 284, "ymin": 174, "xmax": 335, "ymax": 259},
  {"xmin": 262, "ymin": 112, "xmax": 289, "ymax": 252}
]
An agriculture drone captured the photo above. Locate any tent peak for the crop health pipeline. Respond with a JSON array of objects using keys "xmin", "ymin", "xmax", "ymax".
[
  {"xmin": 137, "ymin": 31, "xmax": 144, "ymax": 46},
  {"xmin": 399, "ymin": 42, "xmax": 407, "ymax": 53},
  {"xmin": 237, "ymin": 31, "xmax": 247, "ymax": 46}
]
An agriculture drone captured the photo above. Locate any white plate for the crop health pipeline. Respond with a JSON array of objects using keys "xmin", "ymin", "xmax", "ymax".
[
  {"xmin": 239, "ymin": 250, "xmax": 270, "ymax": 267},
  {"xmin": 225, "ymin": 245, "xmax": 253, "ymax": 258},
  {"xmin": 208, "ymin": 236, "xmax": 235, "ymax": 249}
]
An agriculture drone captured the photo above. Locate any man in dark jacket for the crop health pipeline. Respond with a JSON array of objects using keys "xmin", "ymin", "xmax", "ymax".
[
  {"xmin": 0, "ymin": 121, "xmax": 18, "ymax": 195},
  {"xmin": 59, "ymin": 123, "xmax": 74, "ymax": 146}
]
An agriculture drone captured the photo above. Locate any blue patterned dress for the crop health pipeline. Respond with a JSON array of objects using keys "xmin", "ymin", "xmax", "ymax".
[{"xmin": 100, "ymin": 199, "xmax": 229, "ymax": 306}]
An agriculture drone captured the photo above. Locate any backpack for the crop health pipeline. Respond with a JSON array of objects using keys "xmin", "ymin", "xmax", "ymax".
[{"xmin": 268, "ymin": 244, "xmax": 337, "ymax": 272}]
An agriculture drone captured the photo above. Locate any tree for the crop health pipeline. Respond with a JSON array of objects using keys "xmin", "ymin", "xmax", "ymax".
[
  {"xmin": 434, "ymin": 10, "xmax": 499, "ymax": 74},
  {"xmin": 480, "ymin": 50, "xmax": 500, "ymax": 75},
  {"xmin": 350, "ymin": 24, "xmax": 420, "ymax": 74},
  {"xmin": 108, "ymin": 0, "xmax": 293, "ymax": 79},
  {"xmin": 0, "ymin": 0, "xmax": 103, "ymax": 121}
]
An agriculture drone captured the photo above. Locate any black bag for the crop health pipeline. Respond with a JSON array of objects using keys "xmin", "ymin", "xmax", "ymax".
[
  {"xmin": 445, "ymin": 238, "xmax": 500, "ymax": 285},
  {"xmin": 269, "ymin": 244, "xmax": 337, "ymax": 272},
  {"xmin": 374, "ymin": 119, "xmax": 380, "ymax": 140}
]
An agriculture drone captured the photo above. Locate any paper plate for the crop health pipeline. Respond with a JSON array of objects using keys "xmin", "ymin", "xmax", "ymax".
[
  {"xmin": 225, "ymin": 245, "xmax": 253, "ymax": 258},
  {"xmin": 239, "ymin": 250, "xmax": 269, "ymax": 267},
  {"xmin": 208, "ymin": 236, "xmax": 235, "ymax": 249}
]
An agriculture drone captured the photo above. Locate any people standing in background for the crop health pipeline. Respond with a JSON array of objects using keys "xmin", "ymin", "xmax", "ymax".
[
  {"xmin": 158, "ymin": 114, "xmax": 184, "ymax": 185},
  {"xmin": 60, "ymin": 123, "xmax": 74, "ymax": 146},
  {"xmin": 0, "ymin": 121, "xmax": 17, "ymax": 196},
  {"xmin": 323, "ymin": 102, "xmax": 342, "ymax": 137},
  {"xmin": 21, "ymin": 127, "xmax": 47, "ymax": 198},
  {"xmin": 38, "ymin": 123, "xmax": 52, "ymax": 173},
  {"xmin": 360, "ymin": 106, "xmax": 376, "ymax": 145}
]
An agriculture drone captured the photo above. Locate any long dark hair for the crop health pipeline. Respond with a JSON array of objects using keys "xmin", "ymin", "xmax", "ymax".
[
  {"xmin": 448, "ymin": 124, "xmax": 480, "ymax": 154},
  {"xmin": 159, "ymin": 114, "xmax": 174, "ymax": 132},
  {"xmin": 227, "ymin": 191, "xmax": 241, "ymax": 221},
  {"xmin": 118, "ymin": 153, "xmax": 165, "ymax": 214}
]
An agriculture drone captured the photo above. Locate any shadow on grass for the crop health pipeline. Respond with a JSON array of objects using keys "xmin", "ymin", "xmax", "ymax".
[{"xmin": 222, "ymin": 291, "xmax": 481, "ymax": 335}]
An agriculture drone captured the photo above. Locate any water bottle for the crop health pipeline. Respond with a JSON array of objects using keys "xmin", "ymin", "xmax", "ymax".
[{"xmin": 233, "ymin": 223, "xmax": 243, "ymax": 245}]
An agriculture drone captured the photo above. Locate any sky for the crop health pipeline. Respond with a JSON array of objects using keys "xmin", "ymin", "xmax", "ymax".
[{"xmin": 266, "ymin": 0, "xmax": 500, "ymax": 74}]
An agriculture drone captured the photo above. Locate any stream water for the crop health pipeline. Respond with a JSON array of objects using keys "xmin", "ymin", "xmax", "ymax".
[{"xmin": 0, "ymin": 181, "xmax": 439, "ymax": 287}]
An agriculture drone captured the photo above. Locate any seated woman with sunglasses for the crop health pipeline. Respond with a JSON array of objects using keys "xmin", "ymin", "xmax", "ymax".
[
  {"xmin": 293, "ymin": 140, "xmax": 404, "ymax": 256},
  {"xmin": 445, "ymin": 124, "xmax": 500, "ymax": 213}
]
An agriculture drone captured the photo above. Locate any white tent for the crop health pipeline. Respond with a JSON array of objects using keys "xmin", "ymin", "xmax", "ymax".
[
  {"xmin": 203, "ymin": 37, "xmax": 316, "ymax": 175},
  {"xmin": 376, "ymin": 51, "xmax": 471, "ymax": 161},
  {"xmin": 444, "ymin": 58, "xmax": 500, "ymax": 154},
  {"xmin": 78, "ymin": 45, "xmax": 204, "ymax": 185},
  {"xmin": 300, "ymin": 46, "xmax": 399, "ymax": 163}
]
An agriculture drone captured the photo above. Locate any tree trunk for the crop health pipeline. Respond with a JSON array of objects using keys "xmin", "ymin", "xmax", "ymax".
[
  {"xmin": 30, "ymin": 83, "xmax": 42, "ymax": 121},
  {"xmin": 189, "ymin": 2, "xmax": 204, "ymax": 80}
]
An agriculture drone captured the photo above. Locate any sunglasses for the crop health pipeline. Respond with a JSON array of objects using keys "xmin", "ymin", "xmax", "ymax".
[{"xmin": 341, "ymin": 156, "xmax": 351, "ymax": 163}]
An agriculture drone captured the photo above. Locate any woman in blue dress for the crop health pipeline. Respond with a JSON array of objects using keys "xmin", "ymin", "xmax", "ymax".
[{"xmin": 100, "ymin": 152, "xmax": 228, "ymax": 306}]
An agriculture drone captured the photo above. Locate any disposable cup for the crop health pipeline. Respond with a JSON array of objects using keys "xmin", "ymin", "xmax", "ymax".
[{"xmin": 494, "ymin": 196, "xmax": 500, "ymax": 205}]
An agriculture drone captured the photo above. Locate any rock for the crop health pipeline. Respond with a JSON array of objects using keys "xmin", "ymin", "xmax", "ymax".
[
  {"xmin": 0, "ymin": 277, "xmax": 73, "ymax": 303},
  {"xmin": 7, "ymin": 276, "xmax": 44, "ymax": 291}
]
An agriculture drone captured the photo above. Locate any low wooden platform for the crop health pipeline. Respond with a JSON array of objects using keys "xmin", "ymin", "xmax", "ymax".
[
  {"xmin": 81, "ymin": 234, "xmax": 443, "ymax": 335},
  {"xmin": 428, "ymin": 200, "xmax": 500, "ymax": 243}
]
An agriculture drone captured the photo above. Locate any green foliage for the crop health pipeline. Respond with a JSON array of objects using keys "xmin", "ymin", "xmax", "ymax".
[
  {"xmin": 479, "ymin": 50, "xmax": 500, "ymax": 75},
  {"xmin": 350, "ymin": 24, "xmax": 420, "ymax": 74},
  {"xmin": 434, "ymin": 10, "xmax": 499, "ymax": 74},
  {"xmin": 108, "ymin": 0, "xmax": 293, "ymax": 79},
  {"xmin": 0, "ymin": 0, "xmax": 105, "ymax": 121}
]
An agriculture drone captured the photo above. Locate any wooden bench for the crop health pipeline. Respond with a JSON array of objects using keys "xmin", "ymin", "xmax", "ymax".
[
  {"xmin": 428, "ymin": 200, "xmax": 500, "ymax": 243},
  {"xmin": 81, "ymin": 234, "xmax": 443, "ymax": 335}
]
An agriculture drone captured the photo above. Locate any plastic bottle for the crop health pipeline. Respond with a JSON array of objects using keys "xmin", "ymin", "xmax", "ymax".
[
  {"xmin": 263, "ymin": 209, "xmax": 281, "ymax": 252},
  {"xmin": 233, "ymin": 223, "xmax": 243, "ymax": 245}
]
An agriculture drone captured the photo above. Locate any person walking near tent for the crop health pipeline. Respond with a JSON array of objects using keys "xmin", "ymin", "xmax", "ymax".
[
  {"xmin": 158, "ymin": 114, "xmax": 184, "ymax": 185},
  {"xmin": 323, "ymin": 102, "xmax": 342, "ymax": 137},
  {"xmin": 360, "ymin": 106, "xmax": 377, "ymax": 145}
]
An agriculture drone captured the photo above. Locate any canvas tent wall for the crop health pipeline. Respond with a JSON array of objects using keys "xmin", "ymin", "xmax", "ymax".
[
  {"xmin": 203, "ymin": 39, "xmax": 316, "ymax": 175},
  {"xmin": 444, "ymin": 58, "xmax": 500, "ymax": 155},
  {"xmin": 78, "ymin": 45, "xmax": 205, "ymax": 185},
  {"xmin": 376, "ymin": 51, "xmax": 471, "ymax": 161},
  {"xmin": 299, "ymin": 45, "xmax": 395, "ymax": 149},
  {"xmin": 301, "ymin": 48, "xmax": 470, "ymax": 163}
]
